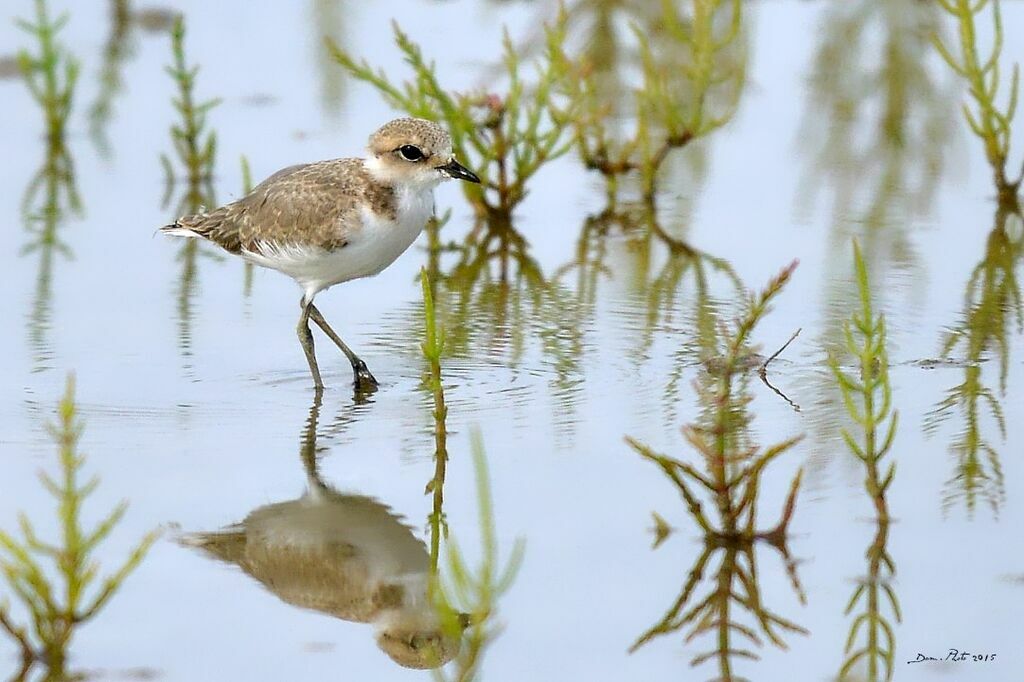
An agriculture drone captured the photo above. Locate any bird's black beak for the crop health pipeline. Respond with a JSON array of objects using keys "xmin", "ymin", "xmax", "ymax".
[{"xmin": 437, "ymin": 159, "xmax": 480, "ymax": 183}]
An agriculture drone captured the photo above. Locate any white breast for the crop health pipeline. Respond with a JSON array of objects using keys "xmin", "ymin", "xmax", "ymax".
[
  {"xmin": 242, "ymin": 185, "xmax": 434, "ymax": 302},
  {"xmin": 351, "ymin": 185, "xmax": 434, "ymax": 279}
]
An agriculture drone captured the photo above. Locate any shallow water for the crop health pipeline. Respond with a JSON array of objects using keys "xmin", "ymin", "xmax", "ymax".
[{"xmin": 2, "ymin": 1, "xmax": 1023, "ymax": 680}]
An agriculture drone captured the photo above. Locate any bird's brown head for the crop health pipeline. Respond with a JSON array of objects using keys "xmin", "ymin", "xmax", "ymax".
[
  {"xmin": 374, "ymin": 623, "xmax": 463, "ymax": 669},
  {"xmin": 365, "ymin": 118, "xmax": 480, "ymax": 188}
]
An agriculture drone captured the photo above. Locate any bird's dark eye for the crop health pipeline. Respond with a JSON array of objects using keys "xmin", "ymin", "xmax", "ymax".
[{"xmin": 398, "ymin": 145, "xmax": 424, "ymax": 161}]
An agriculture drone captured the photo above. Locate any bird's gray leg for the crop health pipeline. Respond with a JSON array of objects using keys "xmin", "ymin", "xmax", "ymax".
[
  {"xmin": 297, "ymin": 300, "xmax": 324, "ymax": 392},
  {"xmin": 307, "ymin": 303, "xmax": 378, "ymax": 388},
  {"xmin": 299, "ymin": 391, "xmax": 330, "ymax": 494}
]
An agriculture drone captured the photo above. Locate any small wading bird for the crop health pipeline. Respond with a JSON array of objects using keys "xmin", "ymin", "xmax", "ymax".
[
  {"xmin": 162, "ymin": 118, "xmax": 480, "ymax": 391},
  {"xmin": 181, "ymin": 397, "xmax": 466, "ymax": 668}
]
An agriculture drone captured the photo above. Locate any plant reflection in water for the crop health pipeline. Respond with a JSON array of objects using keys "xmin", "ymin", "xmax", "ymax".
[
  {"xmin": 407, "ymin": 197, "xmax": 802, "ymax": 449},
  {"xmin": 925, "ymin": 0, "xmax": 1023, "ymax": 517},
  {"xmin": 311, "ymin": 0, "xmax": 349, "ymax": 119},
  {"xmin": 555, "ymin": 205, "xmax": 800, "ymax": 425},
  {"xmin": 421, "ymin": 269, "xmax": 525, "ymax": 681},
  {"xmin": 925, "ymin": 200, "xmax": 1023, "ymax": 517},
  {"xmin": 425, "ymin": 211, "xmax": 547, "ymax": 361},
  {"xmin": 17, "ymin": 0, "xmax": 82, "ymax": 372},
  {"xmin": 416, "ymin": 205, "xmax": 739, "ymax": 440},
  {"xmin": 160, "ymin": 15, "xmax": 223, "ymax": 360},
  {"xmin": 799, "ymin": 0, "xmax": 955, "ymax": 232},
  {"xmin": 89, "ymin": 0, "xmax": 132, "ymax": 155},
  {"xmin": 626, "ymin": 263, "xmax": 807, "ymax": 681},
  {"xmin": 21, "ymin": 130, "xmax": 80, "ymax": 374}
]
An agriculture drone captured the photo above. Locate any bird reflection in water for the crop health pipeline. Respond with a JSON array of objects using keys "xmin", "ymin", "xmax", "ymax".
[{"xmin": 180, "ymin": 395, "xmax": 464, "ymax": 669}]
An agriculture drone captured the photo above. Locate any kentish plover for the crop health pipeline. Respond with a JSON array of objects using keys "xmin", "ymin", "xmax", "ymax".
[{"xmin": 162, "ymin": 118, "xmax": 480, "ymax": 391}]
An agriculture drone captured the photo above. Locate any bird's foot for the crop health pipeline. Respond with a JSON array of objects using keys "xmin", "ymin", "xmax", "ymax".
[{"xmin": 352, "ymin": 360, "xmax": 378, "ymax": 391}]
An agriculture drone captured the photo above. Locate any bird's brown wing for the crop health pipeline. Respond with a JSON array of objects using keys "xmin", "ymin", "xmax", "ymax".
[{"xmin": 171, "ymin": 158, "xmax": 395, "ymax": 254}]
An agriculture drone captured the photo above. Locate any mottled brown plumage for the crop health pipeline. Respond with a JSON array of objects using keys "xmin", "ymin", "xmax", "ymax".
[
  {"xmin": 172, "ymin": 158, "xmax": 396, "ymax": 255},
  {"xmin": 184, "ymin": 495, "xmax": 413, "ymax": 624},
  {"xmin": 159, "ymin": 117, "xmax": 480, "ymax": 391},
  {"xmin": 182, "ymin": 489, "xmax": 462, "ymax": 669}
]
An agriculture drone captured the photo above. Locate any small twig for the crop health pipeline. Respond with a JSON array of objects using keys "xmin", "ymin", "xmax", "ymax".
[
  {"xmin": 758, "ymin": 328, "xmax": 801, "ymax": 412},
  {"xmin": 759, "ymin": 328, "xmax": 801, "ymax": 374},
  {"xmin": 760, "ymin": 373, "xmax": 801, "ymax": 413}
]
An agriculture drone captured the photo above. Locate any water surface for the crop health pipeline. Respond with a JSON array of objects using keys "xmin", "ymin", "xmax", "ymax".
[{"xmin": 1, "ymin": 1, "xmax": 1023, "ymax": 680}]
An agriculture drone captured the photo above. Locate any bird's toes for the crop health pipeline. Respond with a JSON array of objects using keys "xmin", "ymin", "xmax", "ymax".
[{"xmin": 352, "ymin": 361, "xmax": 379, "ymax": 389}]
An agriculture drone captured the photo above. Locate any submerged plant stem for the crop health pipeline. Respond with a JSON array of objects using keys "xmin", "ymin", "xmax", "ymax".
[{"xmin": 422, "ymin": 268, "xmax": 450, "ymax": 573}]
